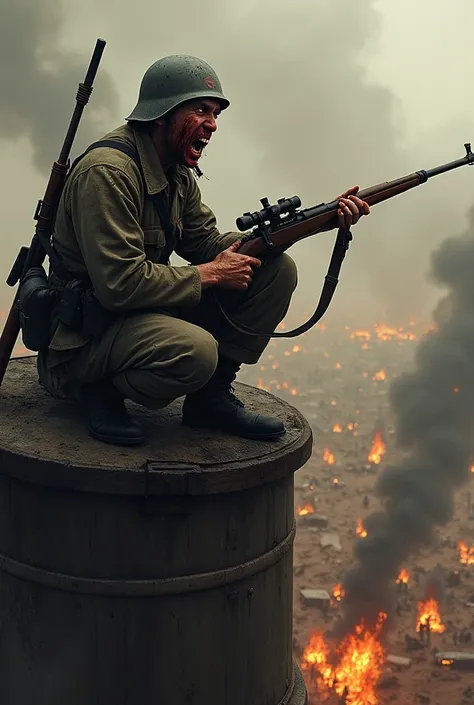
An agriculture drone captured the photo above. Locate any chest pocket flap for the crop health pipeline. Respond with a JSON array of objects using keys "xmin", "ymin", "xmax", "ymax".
[{"xmin": 142, "ymin": 225, "xmax": 167, "ymax": 263}]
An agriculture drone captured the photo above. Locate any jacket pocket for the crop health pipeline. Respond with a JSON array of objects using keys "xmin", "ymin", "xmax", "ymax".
[{"xmin": 142, "ymin": 225, "xmax": 167, "ymax": 262}]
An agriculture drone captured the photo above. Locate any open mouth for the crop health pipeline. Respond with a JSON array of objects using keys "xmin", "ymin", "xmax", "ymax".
[{"xmin": 190, "ymin": 137, "xmax": 209, "ymax": 156}]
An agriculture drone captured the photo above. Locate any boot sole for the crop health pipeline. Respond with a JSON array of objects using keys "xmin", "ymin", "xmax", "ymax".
[
  {"xmin": 182, "ymin": 415, "xmax": 285, "ymax": 441},
  {"xmin": 89, "ymin": 428, "xmax": 145, "ymax": 446}
]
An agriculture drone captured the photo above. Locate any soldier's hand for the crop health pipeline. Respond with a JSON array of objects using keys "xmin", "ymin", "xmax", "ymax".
[
  {"xmin": 203, "ymin": 241, "xmax": 261, "ymax": 290},
  {"xmin": 336, "ymin": 186, "xmax": 370, "ymax": 229}
]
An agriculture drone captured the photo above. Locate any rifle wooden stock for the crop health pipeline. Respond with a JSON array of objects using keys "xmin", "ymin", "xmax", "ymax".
[
  {"xmin": 238, "ymin": 145, "xmax": 474, "ymax": 257},
  {"xmin": 0, "ymin": 38, "xmax": 106, "ymax": 387}
]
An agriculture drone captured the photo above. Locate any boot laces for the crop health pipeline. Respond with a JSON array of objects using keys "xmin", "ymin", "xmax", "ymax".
[{"xmin": 224, "ymin": 383, "xmax": 245, "ymax": 408}]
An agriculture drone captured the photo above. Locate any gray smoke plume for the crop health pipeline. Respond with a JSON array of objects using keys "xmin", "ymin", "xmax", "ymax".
[
  {"xmin": 340, "ymin": 205, "xmax": 474, "ymax": 631},
  {"xmin": 0, "ymin": 0, "xmax": 118, "ymax": 174}
]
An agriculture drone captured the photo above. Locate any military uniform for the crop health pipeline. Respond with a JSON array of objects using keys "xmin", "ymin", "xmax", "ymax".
[
  {"xmin": 34, "ymin": 53, "xmax": 297, "ymax": 445},
  {"xmin": 37, "ymin": 122, "xmax": 297, "ymax": 409}
]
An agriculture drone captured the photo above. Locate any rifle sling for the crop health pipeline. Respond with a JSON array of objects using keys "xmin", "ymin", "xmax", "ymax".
[{"xmin": 212, "ymin": 227, "xmax": 352, "ymax": 339}]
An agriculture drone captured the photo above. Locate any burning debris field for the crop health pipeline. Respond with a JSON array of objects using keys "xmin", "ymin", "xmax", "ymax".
[{"xmin": 241, "ymin": 257, "xmax": 474, "ymax": 705}]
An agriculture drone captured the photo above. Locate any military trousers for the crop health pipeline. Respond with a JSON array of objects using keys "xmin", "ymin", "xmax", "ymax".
[{"xmin": 38, "ymin": 253, "xmax": 297, "ymax": 409}]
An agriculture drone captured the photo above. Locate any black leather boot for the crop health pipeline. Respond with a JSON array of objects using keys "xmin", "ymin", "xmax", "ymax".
[
  {"xmin": 79, "ymin": 380, "xmax": 145, "ymax": 446},
  {"xmin": 182, "ymin": 357, "xmax": 285, "ymax": 440}
]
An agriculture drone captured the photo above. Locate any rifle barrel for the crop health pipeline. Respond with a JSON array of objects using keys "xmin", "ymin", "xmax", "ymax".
[{"xmin": 0, "ymin": 38, "xmax": 107, "ymax": 387}]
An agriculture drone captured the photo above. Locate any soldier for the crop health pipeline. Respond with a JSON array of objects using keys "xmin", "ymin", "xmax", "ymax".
[{"xmin": 37, "ymin": 55, "xmax": 370, "ymax": 446}]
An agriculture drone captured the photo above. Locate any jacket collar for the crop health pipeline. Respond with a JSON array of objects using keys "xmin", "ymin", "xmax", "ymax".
[{"xmin": 130, "ymin": 124, "xmax": 170, "ymax": 195}]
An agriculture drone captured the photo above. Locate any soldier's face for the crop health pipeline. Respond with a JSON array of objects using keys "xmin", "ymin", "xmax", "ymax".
[{"xmin": 166, "ymin": 99, "xmax": 221, "ymax": 168}]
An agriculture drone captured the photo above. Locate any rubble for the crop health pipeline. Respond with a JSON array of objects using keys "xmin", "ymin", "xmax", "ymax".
[
  {"xmin": 435, "ymin": 651, "xmax": 474, "ymax": 670},
  {"xmin": 386, "ymin": 654, "xmax": 412, "ymax": 669},
  {"xmin": 297, "ymin": 513, "xmax": 329, "ymax": 528},
  {"xmin": 377, "ymin": 672, "xmax": 400, "ymax": 689},
  {"xmin": 239, "ymin": 318, "xmax": 474, "ymax": 703},
  {"xmin": 299, "ymin": 588, "xmax": 330, "ymax": 612},
  {"xmin": 319, "ymin": 533, "xmax": 342, "ymax": 551}
]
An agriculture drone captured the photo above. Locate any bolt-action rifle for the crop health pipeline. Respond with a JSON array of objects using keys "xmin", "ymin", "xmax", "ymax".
[
  {"xmin": 217, "ymin": 144, "xmax": 474, "ymax": 338},
  {"xmin": 0, "ymin": 38, "xmax": 107, "ymax": 387}
]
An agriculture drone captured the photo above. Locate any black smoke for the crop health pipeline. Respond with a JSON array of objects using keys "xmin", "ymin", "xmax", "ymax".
[
  {"xmin": 0, "ymin": 0, "xmax": 118, "ymax": 174},
  {"xmin": 340, "ymin": 204, "xmax": 474, "ymax": 631}
]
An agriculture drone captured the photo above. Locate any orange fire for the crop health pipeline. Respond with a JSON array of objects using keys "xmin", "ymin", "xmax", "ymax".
[
  {"xmin": 396, "ymin": 568, "xmax": 409, "ymax": 585},
  {"xmin": 458, "ymin": 540, "xmax": 474, "ymax": 566},
  {"xmin": 302, "ymin": 612, "xmax": 387, "ymax": 705},
  {"xmin": 332, "ymin": 584, "xmax": 345, "ymax": 602},
  {"xmin": 333, "ymin": 478, "xmax": 340, "ymax": 487},
  {"xmin": 349, "ymin": 329, "xmax": 371, "ymax": 341},
  {"xmin": 416, "ymin": 597, "xmax": 445, "ymax": 634},
  {"xmin": 368, "ymin": 432, "xmax": 386, "ymax": 465},
  {"xmin": 356, "ymin": 518, "xmax": 368, "ymax": 539},
  {"xmin": 333, "ymin": 423, "xmax": 342, "ymax": 433},
  {"xmin": 372, "ymin": 369, "xmax": 386, "ymax": 381},
  {"xmin": 374, "ymin": 322, "xmax": 417, "ymax": 341},
  {"xmin": 470, "ymin": 464, "xmax": 474, "ymax": 473},
  {"xmin": 297, "ymin": 504, "xmax": 315, "ymax": 516},
  {"xmin": 323, "ymin": 447, "xmax": 335, "ymax": 465}
]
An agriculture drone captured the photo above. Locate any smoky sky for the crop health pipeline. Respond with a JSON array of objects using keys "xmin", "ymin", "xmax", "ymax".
[
  {"xmin": 339, "ymin": 205, "xmax": 474, "ymax": 632},
  {"xmin": 1, "ymin": 0, "xmax": 474, "ymax": 324},
  {"xmin": 0, "ymin": 0, "xmax": 118, "ymax": 174}
]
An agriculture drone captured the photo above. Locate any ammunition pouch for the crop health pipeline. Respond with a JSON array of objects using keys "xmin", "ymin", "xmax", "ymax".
[
  {"xmin": 58, "ymin": 280, "xmax": 112, "ymax": 337},
  {"xmin": 82, "ymin": 289, "xmax": 112, "ymax": 337},
  {"xmin": 18, "ymin": 266, "xmax": 59, "ymax": 352}
]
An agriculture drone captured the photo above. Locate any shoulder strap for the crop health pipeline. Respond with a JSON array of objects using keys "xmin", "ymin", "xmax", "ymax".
[
  {"xmin": 69, "ymin": 139, "xmax": 142, "ymax": 173},
  {"xmin": 75, "ymin": 139, "xmax": 175, "ymax": 250},
  {"xmin": 45, "ymin": 139, "xmax": 175, "ymax": 279}
]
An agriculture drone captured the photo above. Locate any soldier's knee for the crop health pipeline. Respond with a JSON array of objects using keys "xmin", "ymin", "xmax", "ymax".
[
  {"xmin": 274, "ymin": 253, "xmax": 298, "ymax": 294},
  {"xmin": 181, "ymin": 329, "xmax": 218, "ymax": 390}
]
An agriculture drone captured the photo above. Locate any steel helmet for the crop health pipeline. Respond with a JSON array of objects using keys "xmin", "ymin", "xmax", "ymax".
[{"xmin": 126, "ymin": 54, "xmax": 230, "ymax": 122}]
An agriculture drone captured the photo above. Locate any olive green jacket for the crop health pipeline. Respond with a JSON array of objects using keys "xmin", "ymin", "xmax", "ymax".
[{"xmin": 49, "ymin": 123, "xmax": 240, "ymax": 352}]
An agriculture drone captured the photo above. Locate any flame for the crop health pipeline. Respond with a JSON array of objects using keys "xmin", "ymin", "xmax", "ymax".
[
  {"xmin": 333, "ymin": 423, "xmax": 342, "ymax": 433},
  {"xmin": 292, "ymin": 344, "xmax": 301, "ymax": 353},
  {"xmin": 458, "ymin": 540, "xmax": 474, "ymax": 566},
  {"xmin": 349, "ymin": 329, "xmax": 371, "ymax": 341},
  {"xmin": 356, "ymin": 518, "xmax": 368, "ymax": 539},
  {"xmin": 323, "ymin": 447, "xmax": 335, "ymax": 465},
  {"xmin": 441, "ymin": 659, "xmax": 453, "ymax": 666},
  {"xmin": 374, "ymin": 322, "xmax": 417, "ymax": 341},
  {"xmin": 297, "ymin": 504, "xmax": 315, "ymax": 516},
  {"xmin": 470, "ymin": 464, "xmax": 474, "ymax": 473},
  {"xmin": 333, "ymin": 478, "xmax": 340, "ymax": 487},
  {"xmin": 372, "ymin": 369, "xmax": 386, "ymax": 381},
  {"xmin": 396, "ymin": 568, "xmax": 409, "ymax": 584},
  {"xmin": 332, "ymin": 583, "xmax": 345, "ymax": 602},
  {"xmin": 302, "ymin": 612, "xmax": 387, "ymax": 705},
  {"xmin": 416, "ymin": 597, "xmax": 445, "ymax": 634},
  {"xmin": 368, "ymin": 432, "xmax": 386, "ymax": 465},
  {"xmin": 335, "ymin": 362, "xmax": 342, "ymax": 369}
]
